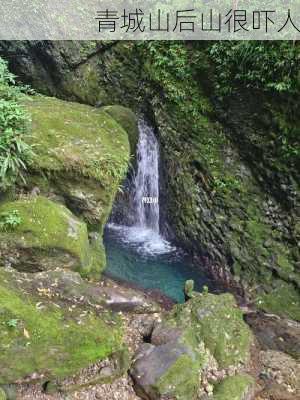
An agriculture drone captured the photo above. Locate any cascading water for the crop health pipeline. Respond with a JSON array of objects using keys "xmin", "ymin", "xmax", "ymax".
[
  {"xmin": 108, "ymin": 118, "xmax": 174, "ymax": 255},
  {"xmin": 133, "ymin": 119, "xmax": 160, "ymax": 233}
]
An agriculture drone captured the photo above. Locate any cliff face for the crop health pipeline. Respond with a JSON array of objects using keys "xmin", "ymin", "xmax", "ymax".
[{"xmin": 1, "ymin": 40, "xmax": 299, "ymax": 321}]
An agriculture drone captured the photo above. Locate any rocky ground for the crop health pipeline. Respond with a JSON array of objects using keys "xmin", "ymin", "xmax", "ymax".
[
  {"xmin": 16, "ymin": 313, "xmax": 153, "ymax": 400},
  {"xmin": 0, "ymin": 267, "xmax": 299, "ymax": 400}
]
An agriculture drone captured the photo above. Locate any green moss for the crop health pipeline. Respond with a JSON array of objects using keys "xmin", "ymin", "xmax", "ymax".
[
  {"xmin": 0, "ymin": 269, "xmax": 123, "ymax": 384},
  {"xmin": 169, "ymin": 293, "xmax": 253, "ymax": 368},
  {"xmin": 102, "ymin": 105, "xmax": 138, "ymax": 155},
  {"xmin": 256, "ymin": 280, "xmax": 300, "ymax": 321},
  {"xmin": 213, "ymin": 374, "xmax": 255, "ymax": 400},
  {"xmin": 24, "ymin": 96, "xmax": 130, "ymax": 187},
  {"xmin": 0, "ymin": 196, "xmax": 103, "ymax": 276},
  {"xmin": 277, "ymin": 254, "xmax": 294, "ymax": 272},
  {"xmin": 157, "ymin": 354, "xmax": 200, "ymax": 400}
]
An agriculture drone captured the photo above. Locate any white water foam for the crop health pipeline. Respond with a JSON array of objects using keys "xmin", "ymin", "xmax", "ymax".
[{"xmin": 107, "ymin": 223, "xmax": 175, "ymax": 256}]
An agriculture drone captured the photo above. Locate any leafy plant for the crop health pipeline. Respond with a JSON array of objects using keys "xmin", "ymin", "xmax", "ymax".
[
  {"xmin": 0, "ymin": 209, "xmax": 22, "ymax": 231},
  {"xmin": 0, "ymin": 57, "xmax": 33, "ymax": 189},
  {"xmin": 6, "ymin": 318, "xmax": 18, "ymax": 328}
]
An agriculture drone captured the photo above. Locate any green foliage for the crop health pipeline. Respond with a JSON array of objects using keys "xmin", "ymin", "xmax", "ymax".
[
  {"xmin": 210, "ymin": 41, "xmax": 299, "ymax": 96},
  {"xmin": 210, "ymin": 42, "xmax": 300, "ymax": 164},
  {"xmin": 0, "ymin": 209, "xmax": 21, "ymax": 231},
  {"xmin": 0, "ymin": 57, "xmax": 33, "ymax": 189},
  {"xmin": 139, "ymin": 42, "xmax": 211, "ymax": 117}
]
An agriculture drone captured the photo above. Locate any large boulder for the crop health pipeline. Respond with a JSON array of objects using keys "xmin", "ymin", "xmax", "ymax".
[
  {"xmin": 0, "ymin": 196, "xmax": 101, "ymax": 277},
  {"xmin": 2, "ymin": 95, "xmax": 135, "ymax": 274},
  {"xmin": 23, "ymin": 96, "xmax": 131, "ymax": 231},
  {"xmin": 168, "ymin": 292, "xmax": 253, "ymax": 369},
  {"xmin": 130, "ymin": 292, "xmax": 253, "ymax": 400}
]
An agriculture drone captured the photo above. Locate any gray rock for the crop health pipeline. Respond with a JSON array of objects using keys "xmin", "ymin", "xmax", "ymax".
[
  {"xmin": 151, "ymin": 324, "xmax": 182, "ymax": 346},
  {"xmin": 131, "ymin": 341, "xmax": 192, "ymax": 400},
  {"xmin": 245, "ymin": 312, "xmax": 300, "ymax": 359}
]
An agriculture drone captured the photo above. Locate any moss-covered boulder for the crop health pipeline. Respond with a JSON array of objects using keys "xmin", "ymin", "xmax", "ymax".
[
  {"xmin": 8, "ymin": 95, "xmax": 135, "ymax": 273},
  {"xmin": 168, "ymin": 292, "xmax": 253, "ymax": 369},
  {"xmin": 0, "ymin": 267, "xmax": 124, "ymax": 385},
  {"xmin": 0, "ymin": 196, "xmax": 102, "ymax": 277},
  {"xmin": 131, "ymin": 292, "xmax": 253, "ymax": 400},
  {"xmin": 22, "ymin": 95, "xmax": 131, "ymax": 233}
]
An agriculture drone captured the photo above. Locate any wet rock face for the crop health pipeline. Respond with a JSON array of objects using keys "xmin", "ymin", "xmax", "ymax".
[{"xmin": 130, "ymin": 292, "xmax": 254, "ymax": 400}]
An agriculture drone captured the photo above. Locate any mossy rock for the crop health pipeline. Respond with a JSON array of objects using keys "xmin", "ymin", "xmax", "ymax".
[
  {"xmin": 168, "ymin": 292, "xmax": 253, "ymax": 368},
  {"xmin": 22, "ymin": 95, "xmax": 131, "ymax": 231},
  {"xmin": 102, "ymin": 105, "xmax": 139, "ymax": 155},
  {"xmin": 0, "ymin": 268, "xmax": 124, "ymax": 385},
  {"xmin": 213, "ymin": 374, "xmax": 255, "ymax": 400},
  {"xmin": 156, "ymin": 353, "xmax": 202, "ymax": 400},
  {"xmin": 0, "ymin": 196, "xmax": 102, "ymax": 277},
  {"xmin": 131, "ymin": 292, "xmax": 252, "ymax": 400},
  {"xmin": 131, "ymin": 341, "xmax": 207, "ymax": 400}
]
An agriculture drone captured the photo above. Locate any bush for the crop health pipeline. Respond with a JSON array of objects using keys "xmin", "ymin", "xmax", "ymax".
[
  {"xmin": 0, "ymin": 57, "xmax": 33, "ymax": 189},
  {"xmin": 210, "ymin": 41, "xmax": 299, "ymax": 96}
]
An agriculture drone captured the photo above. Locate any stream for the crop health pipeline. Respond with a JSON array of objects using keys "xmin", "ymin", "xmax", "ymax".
[{"xmin": 105, "ymin": 119, "xmax": 215, "ymax": 303}]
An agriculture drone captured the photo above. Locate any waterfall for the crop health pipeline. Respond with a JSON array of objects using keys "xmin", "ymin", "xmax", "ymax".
[
  {"xmin": 133, "ymin": 120, "xmax": 160, "ymax": 233},
  {"xmin": 108, "ymin": 118, "xmax": 174, "ymax": 255}
]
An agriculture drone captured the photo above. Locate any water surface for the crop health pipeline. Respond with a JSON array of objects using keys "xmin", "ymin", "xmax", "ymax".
[{"xmin": 104, "ymin": 224, "xmax": 216, "ymax": 303}]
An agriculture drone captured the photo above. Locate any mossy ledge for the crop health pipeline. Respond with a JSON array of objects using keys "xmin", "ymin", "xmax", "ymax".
[
  {"xmin": 0, "ymin": 268, "xmax": 124, "ymax": 385},
  {"xmin": 0, "ymin": 196, "xmax": 102, "ymax": 277}
]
